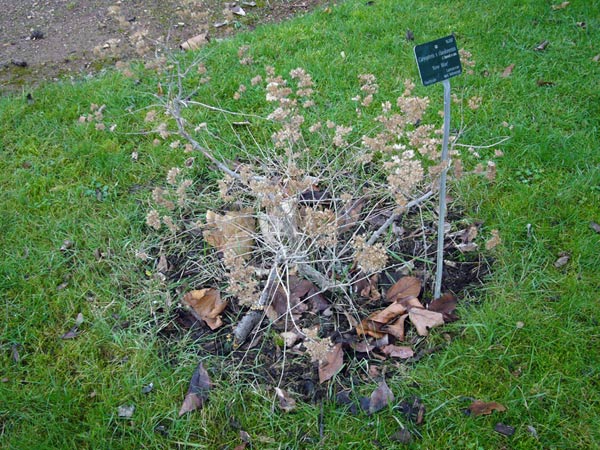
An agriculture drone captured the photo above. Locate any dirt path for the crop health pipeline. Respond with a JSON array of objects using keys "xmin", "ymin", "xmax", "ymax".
[{"xmin": 0, "ymin": 0, "xmax": 329, "ymax": 93}]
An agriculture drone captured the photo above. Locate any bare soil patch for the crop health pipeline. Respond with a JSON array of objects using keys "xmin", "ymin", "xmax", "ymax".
[{"xmin": 0, "ymin": 0, "xmax": 329, "ymax": 92}]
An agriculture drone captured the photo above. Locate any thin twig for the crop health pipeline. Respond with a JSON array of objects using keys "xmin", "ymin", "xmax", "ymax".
[
  {"xmin": 170, "ymin": 100, "xmax": 242, "ymax": 181},
  {"xmin": 367, "ymin": 190, "xmax": 433, "ymax": 246},
  {"xmin": 453, "ymin": 136, "xmax": 511, "ymax": 149}
]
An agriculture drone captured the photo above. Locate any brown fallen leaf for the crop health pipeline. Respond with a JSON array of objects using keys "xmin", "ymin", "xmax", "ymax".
[
  {"xmin": 382, "ymin": 314, "xmax": 408, "ymax": 340},
  {"xmin": 60, "ymin": 313, "xmax": 84, "ymax": 339},
  {"xmin": 537, "ymin": 79, "xmax": 555, "ymax": 87},
  {"xmin": 269, "ymin": 275, "xmax": 316, "ymax": 321},
  {"xmin": 356, "ymin": 319, "xmax": 386, "ymax": 339},
  {"xmin": 369, "ymin": 380, "xmax": 394, "ymax": 414},
  {"xmin": 381, "ymin": 344, "xmax": 414, "ymax": 359},
  {"xmin": 182, "ymin": 288, "xmax": 228, "ymax": 330},
  {"xmin": 204, "ymin": 209, "xmax": 255, "ymax": 259},
  {"xmin": 397, "ymin": 397, "xmax": 426, "ymax": 424},
  {"xmin": 369, "ymin": 302, "xmax": 408, "ymax": 324},
  {"xmin": 468, "ymin": 400, "xmax": 507, "ymax": 416},
  {"xmin": 275, "ymin": 387, "xmax": 296, "ymax": 412},
  {"xmin": 118, "ymin": 404, "xmax": 135, "ymax": 418},
  {"xmin": 494, "ymin": 422, "xmax": 515, "ymax": 436},
  {"xmin": 551, "ymin": 1, "xmax": 570, "ymax": 10},
  {"xmin": 500, "ymin": 63, "xmax": 515, "ymax": 78},
  {"xmin": 179, "ymin": 362, "xmax": 211, "ymax": 416},
  {"xmin": 180, "ymin": 33, "xmax": 209, "ymax": 51},
  {"xmin": 157, "ymin": 252, "xmax": 169, "ymax": 273},
  {"xmin": 534, "ymin": 40, "xmax": 550, "ymax": 51},
  {"xmin": 350, "ymin": 340, "xmax": 375, "ymax": 353},
  {"xmin": 386, "ymin": 276, "xmax": 421, "ymax": 302},
  {"xmin": 408, "ymin": 308, "xmax": 444, "ymax": 336},
  {"xmin": 590, "ymin": 221, "xmax": 600, "ymax": 233},
  {"xmin": 319, "ymin": 343, "xmax": 344, "ymax": 383},
  {"xmin": 485, "ymin": 229, "xmax": 501, "ymax": 250},
  {"xmin": 390, "ymin": 428, "xmax": 412, "ymax": 444},
  {"xmin": 356, "ymin": 273, "xmax": 381, "ymax": 301},
  {"xmin": 456, "ymin": 242, "xmax": 478, "ymax": 252},
  {"xmin": 428, "ymin": 293, "xmax": 459, "ymax": 322},
  {"xmin": 460, "ymin": 224, "xmax": 479, "ymax": 244},
  {"xmin": 554, "ymin": 252, "xmax": 570, "ymax": 268}
]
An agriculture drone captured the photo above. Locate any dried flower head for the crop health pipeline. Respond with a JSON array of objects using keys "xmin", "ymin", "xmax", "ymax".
[{"xmin": 353, "ymin": 235, "xmax": 388, "ymax": 274}]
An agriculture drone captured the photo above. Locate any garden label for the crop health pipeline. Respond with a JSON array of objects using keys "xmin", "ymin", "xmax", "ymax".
[
  {"xmin": 414, "ymin": 35, "xmax": 462, "ymax": 86},
  {"xmin": 413, "ymin": 35, "xmax": 463, "ymax": 298}
]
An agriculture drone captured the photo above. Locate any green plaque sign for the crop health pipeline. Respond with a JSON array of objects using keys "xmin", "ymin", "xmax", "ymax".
[{"xmin": 414, "ymin": 35, "xmax": 462, "ymax": 86}]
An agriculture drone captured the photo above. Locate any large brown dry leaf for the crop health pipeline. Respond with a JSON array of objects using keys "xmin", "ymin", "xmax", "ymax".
[
  {"xmin": 369, "ymin": 380, "xmax": 395, "ymax": 414},
  {"xmin": 381, "ymin": 345, "xmax": 414, "ymax": 359},
  {"xmin": 275, "ymin": 387, "xmax": 296, "ymax": 412},
  {"xmin": 408, "ymin": 308, "xmax": 445, "ymax": 336},
  {"xmin": 268, "ymin": 276, "xmax": 317, "ymax": 321},
  {"xmin": 370, "ymin": 302, "xmax": 408, "ymax": 324},
  {"xmin": 180, "ymin": 33, "xmax": 209, "ymax": 51},
  {"xmin": 179, "ymin": 362, "xmax": 212, "ymax": 416},
  {"xmin": 382, "ymin": 314, "xmax": 408, "ymax": 340},
  {"xmin": 428, "ymin": 293, "xmax": 459, "ymax": 322},
  {"xmin": 203, "ymin": 209, "xmax": 255, "ymax": 259},
  {"xmin": 386, "ymin": 276, "xmax": 421, "ymax": 302},
  {"xmin": 319, "ymin": 343, "xmax": 344, "ymax": 383},
  {"xmin": 182, "ymin": 288, "xmax": 228, "ymax": 330},
  {"xmin": 468, "ymin": 400, "xmax": 507, "ymax": 417}
]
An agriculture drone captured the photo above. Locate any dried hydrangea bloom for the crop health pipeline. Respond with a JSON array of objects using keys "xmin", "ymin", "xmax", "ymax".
[
  {"xmin": 303, "ymin": 328, "xmax": 333, "ymax": 363},
  {"xmin": 162, "ymin": 216, "xmax": 178, "ymax": 233},
  {"xmin": 468, "ymin": 96, "xmax": 482, "ymax": 110},
  {"xmin": 385, "ymin": 151, "xmax": 424, "ymax": 206},
  {"xmin": 166, "ymin": 167, "xmax": 181, "ymax": 185},
  {"xmin": 333, "ymin": 125, "xmax": 352, "ymax": 148},
  {"xmin": 223, "ymin": 250, "xmax": 259, "ymax": 307},
  {"xmin": 300, "ymin": 207, "xmax": 338, "ymax": 248},
  {"xmin": 251, "ymin": 75, "xmax": 263, "ymax": 86},
  {"xmin": 152, "ymin": 187, "xmax": 175, "ymax": 210},
  {"xmin": 353, "ymin": 235, "xmax": 388, "ymax": 274},
  {"xmin": 146, "ymin": 209, "xmax": 161, "ymax": 230}
]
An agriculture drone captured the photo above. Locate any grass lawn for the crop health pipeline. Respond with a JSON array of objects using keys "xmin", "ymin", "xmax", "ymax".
[{"xmin": 1, "ymin": 0, "xmax": 599, "ymax": 448}]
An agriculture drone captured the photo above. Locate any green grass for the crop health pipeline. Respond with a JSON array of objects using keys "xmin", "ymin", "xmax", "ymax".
[{"xmin": 2, "ymin": 0, "xmax": 600, "ymax": 448}]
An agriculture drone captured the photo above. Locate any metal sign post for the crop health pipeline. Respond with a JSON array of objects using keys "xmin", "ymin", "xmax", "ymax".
[{"xmin": 414, "ymin": 35, "xmax": 462, "ymax": 299}]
